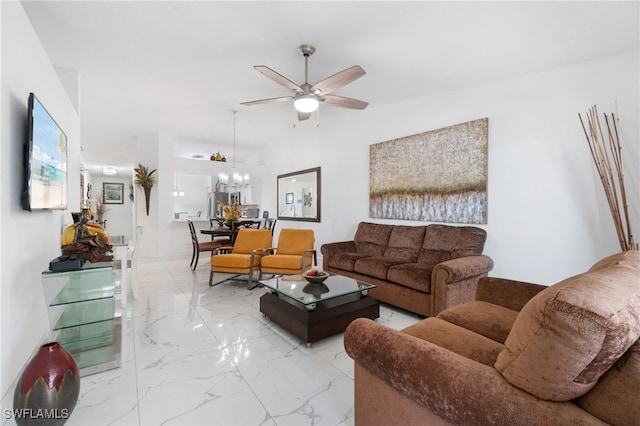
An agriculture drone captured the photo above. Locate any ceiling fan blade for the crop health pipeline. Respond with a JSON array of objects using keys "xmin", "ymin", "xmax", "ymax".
[
  {"xmin": 297, "ymin": 110, "xmax": 311, "ymax": 121},
  {"xmin": 321, "ymin": 94, "xmax": 368, "ymax": 110},
  {"xmin": 310, "ymin": 65, "xmax": 366, "ymax": 95},
  {"xmin": 240, "ymin": 96, "xmax": 293, "ymax": 106},
  {"xmin": 254, "ymin": 65, "xmax": 302, "ymax": 93}
]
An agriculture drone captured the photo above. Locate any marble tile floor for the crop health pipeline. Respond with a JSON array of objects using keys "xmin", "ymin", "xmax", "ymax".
[{"xmin": 24, "ymin": 256, "xmax": 420, "ymax": 426}]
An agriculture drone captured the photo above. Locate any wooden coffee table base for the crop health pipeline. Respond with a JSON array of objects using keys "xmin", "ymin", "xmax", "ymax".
[{"xmin": 259, "ymin": 291, "xmax": 379, "ymax": 347}]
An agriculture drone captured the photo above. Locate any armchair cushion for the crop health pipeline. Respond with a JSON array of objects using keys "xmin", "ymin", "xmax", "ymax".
[
  {"xmin": 259, "ymin": 229, "xmax": 315, "ymax": 275},
  {"xmin": 402, "ymin": 317, "xmax": 505, "ymax": 367},
  {"xmin": 211, "ymin": 229, "xmax": 272, "ymax": 272},
  {"xmin": 211, "ymin": 253, "xmax": 261, "ymax": 269},
  {"xmin": 261, "ymin": 254, "xmax": 306, "ymax": 271},
  {"xmin": 232, "ymin": 229, "xmax": 273, "ymax": 254},
  {"xmin": 437, "ymin": 301, "xmax": 519, "ymax": 344},
  {"xmin": 496, "ymin": 251, "xmax": 640, "ymax": 401},
  {"xmin": 272, "ymin": 229, "xmax": 314, "ymax": 255}
]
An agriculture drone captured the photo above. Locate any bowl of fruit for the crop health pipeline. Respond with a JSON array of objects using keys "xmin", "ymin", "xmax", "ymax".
[{"xmin": 303, "ymin": 267, "xmax": 329, "ymax": 283}]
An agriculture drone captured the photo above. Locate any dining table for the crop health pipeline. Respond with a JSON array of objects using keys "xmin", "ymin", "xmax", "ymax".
[{"xmin": 200, "ymin": 219, "xmax": 262, "ymax": 245}]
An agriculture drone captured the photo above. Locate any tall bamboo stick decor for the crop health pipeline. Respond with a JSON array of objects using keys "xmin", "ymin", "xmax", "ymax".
[{"xmin": 579, "ymin": 106, "xmax": 637, "ymax": 251}]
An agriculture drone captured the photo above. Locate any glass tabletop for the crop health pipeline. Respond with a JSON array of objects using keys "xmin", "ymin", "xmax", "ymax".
[{"xmin": 259, "ymin": 274, "xmax": 376, "ymax": 306}]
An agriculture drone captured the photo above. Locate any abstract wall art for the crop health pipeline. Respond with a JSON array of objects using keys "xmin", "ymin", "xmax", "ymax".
[{"xmin": 370, "ymin": 118, "xmax": 488, "ymax": 224}]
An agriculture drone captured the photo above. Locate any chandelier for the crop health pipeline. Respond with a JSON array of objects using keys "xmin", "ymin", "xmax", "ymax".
[{"xmin": 218, "ymin": 111, "xmax": 250, "ymax": 191}]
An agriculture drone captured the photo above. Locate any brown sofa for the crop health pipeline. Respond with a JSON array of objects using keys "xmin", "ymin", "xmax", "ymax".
[
  {"xmin": 344, "ymin": 250, "xmax": 640, "ymax": 426},
  {"xmin": 321, "ymin": 222, "xmax": 494, "ymax": 316}
]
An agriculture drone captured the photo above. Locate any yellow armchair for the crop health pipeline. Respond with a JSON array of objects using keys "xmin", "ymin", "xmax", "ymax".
[
  {"xmin": 209, "ymin": 228, "xmax": 272, "ymax": 289},
  {"xmin": 260, "ymin": 229, "xmax": 316, "ymax": 276}
]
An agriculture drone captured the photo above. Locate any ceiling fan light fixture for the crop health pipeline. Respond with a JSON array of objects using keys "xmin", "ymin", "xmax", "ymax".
[{"xmin": 294, "ymin": 95, "xmax": 319, "ymax": 113}]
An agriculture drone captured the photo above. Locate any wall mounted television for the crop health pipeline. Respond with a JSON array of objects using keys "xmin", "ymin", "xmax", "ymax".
[{"xmin": 22, "ymin": 92, "xmax": 68, "ymax": 211}]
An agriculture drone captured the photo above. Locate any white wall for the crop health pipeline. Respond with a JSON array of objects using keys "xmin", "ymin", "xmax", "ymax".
[
  {"xmin": 1, "ymin": 2, "xmax": 81, "ymax": 402},
  {"xmin": 263, "ymin": 51, "xmax": 639, "ymax": 285},
  {"xmin": 89, "ymin": 174, "xmax": 134, "ymax": 241}
]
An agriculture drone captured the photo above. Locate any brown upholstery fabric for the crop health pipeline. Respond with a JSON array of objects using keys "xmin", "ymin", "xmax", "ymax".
[
  {"xmin": 354, "ymin": 222, "xmax": 393, "ymax": 256},
  {"xmin": 496, "ymin": 251, "xmax": 640, "ymax": 401},
  {"xmin": 402, "ymin": 318, "xmax": 504, "ymax": 366},
  {"xmin": 327, "ymin": 252, "xmax": 369, "ymax": 272},
  {"xmin": 354, "ymin": 256, "xmax": 405, "ymax": 280},
  {"xmin": 345, "ymin": 318, "xmax": 606, "ymax": 426},
  {"xmin": 577, "ymin": 339, "xmax": 640, "ymax": 426},
  {"xmin": 475, "ymin": 276, "xmax": 547, "ymax": 311},
  {"xmin": 418, "ymin": 224, "xmax": 486, "ymax": 264},
  {"xmin": 383, "ymin": 225, "xmax": 425, "ymax": 262},
  {"xmin": 354, "ymin": 364, "xmax": 454, "ymax": 426},
  {"xmin": 322, "ymin": 222, "xmax": 493, "ymax": 317},
  {"xmin": 437, "ymin": 301, "xmax": 518, "ymax": 344},
  {"xmin": 387, "ymin": 263, "xmax": 433, "ymax": 292}
]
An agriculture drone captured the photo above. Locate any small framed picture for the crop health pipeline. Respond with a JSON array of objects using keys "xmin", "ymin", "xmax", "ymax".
[
  {"xmin": 103, "ymin": 182, "xmax": 124, "ymax": 204},
  {"xmin": 285, "ymin": 192, "xmax": 294, "ymax": 204}
]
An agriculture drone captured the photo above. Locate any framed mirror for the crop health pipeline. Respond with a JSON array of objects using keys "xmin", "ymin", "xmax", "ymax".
[{"xmin": 277, "ymin": 167, "xmax": 321, "ymax": 222}]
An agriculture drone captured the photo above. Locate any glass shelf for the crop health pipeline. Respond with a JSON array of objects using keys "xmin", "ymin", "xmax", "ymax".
[
  {"xmin": 52, "ymin": 297, "xmax": 115, "ymax": 330},
  {"xmin": 42, "ymin": 263, "xmax": 120, "ymax": 376},
  {"xmin": 58, "ymin": 319, "xmax": 115, "ymax": 352},
  {"xmin": 44, "ymin": 266, "xmax": 114, "ymax": 306}
]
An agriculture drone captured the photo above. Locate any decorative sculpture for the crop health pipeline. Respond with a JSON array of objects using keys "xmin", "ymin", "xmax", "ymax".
[{"xmin": 61, "ymin": 217, "xmax": 113, "ymax": 262}]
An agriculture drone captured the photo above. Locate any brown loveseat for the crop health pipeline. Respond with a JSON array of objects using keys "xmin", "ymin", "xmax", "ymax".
[
  {"xmin": 321, "ymin": 222, "xmax": 494, "ymax": 316},
  {"xmin": 344, "ymin": 250, "xmax": 640, "ymax": 425}
]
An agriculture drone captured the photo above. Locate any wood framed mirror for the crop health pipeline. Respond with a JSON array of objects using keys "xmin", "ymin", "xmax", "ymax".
[{"xmin": 277, "ymin": 167, "xmax": 321, "ymax": 222}]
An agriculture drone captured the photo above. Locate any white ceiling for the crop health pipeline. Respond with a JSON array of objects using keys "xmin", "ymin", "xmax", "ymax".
[{"xmin": 20, "ymin": 1, "xmax": 639, "ymax": 177}]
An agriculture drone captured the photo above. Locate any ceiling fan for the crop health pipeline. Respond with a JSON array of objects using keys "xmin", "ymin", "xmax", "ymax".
[{"xmin": 241, "ymin": 44, "xmax": 368, "ymax": 121}]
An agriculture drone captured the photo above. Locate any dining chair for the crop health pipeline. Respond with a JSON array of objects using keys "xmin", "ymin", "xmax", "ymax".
[
  {"xmin": 260, "ymin": 229, "xmax": 316, "ymax": 277},
  {"xmin": 209, "ymin": 228, "xmax": 272, "ymax": 289},
  {"xmin": 263, "ymin": 218, "xmax": 277, "ymax": 235},
  {"xmin": 230, "ymin": 219, "xmax": 262, "ymax": 244},
  {"xmin": 188, "ymin": 220, "xmax": 224, "ymax": 270}
]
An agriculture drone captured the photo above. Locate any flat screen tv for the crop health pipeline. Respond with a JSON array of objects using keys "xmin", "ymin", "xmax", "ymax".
[{"xmin": 22, "ymin": 92, "xmax": 68, "ymax": 211}]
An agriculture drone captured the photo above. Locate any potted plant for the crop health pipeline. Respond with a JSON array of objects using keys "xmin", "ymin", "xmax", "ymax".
[{"xmin": 134, "ymin": 163, "xmax": 157, "ymax": 216}]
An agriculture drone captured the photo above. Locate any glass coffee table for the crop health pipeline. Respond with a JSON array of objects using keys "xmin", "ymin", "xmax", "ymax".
[{"xmin": 259, "ymin": 274, "xmax": 379, "ymax": 347}]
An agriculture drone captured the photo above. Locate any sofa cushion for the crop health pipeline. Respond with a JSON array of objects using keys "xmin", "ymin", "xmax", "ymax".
[
  {"xmin": 383, "ymin": 225, "xmax": 425, "ymax": 262},
  {"xmin": 495, "ymin": 251, "xmax": 640, "ymax": 401},
  {"xmin": 354, "ymin": 256, "xmax": 406, "ymax": 280},
  {"xmin": 418, "ymin": 225, "xmax": 486, "ymax": 265},
  {"xmin": 387, "ymin": 263, "xmax": 434, "ymax": 293},
  {"xmin": 327, "ymin": 252, "xmax": 370, "ymax": 272},
  {"xmin": 437, "ymin": 301, "xmax": 519, "ymax": 344},
  {"xmin": 354, "ymin": 222, "xmax": 393, "ymax": 256},
  {"xmin": 402, "ymin": 317, "xmax": 505, "ymax": 367},
  {"xmin": 576, "ymin": 339, "xmax": 640, "ymax": 426}
]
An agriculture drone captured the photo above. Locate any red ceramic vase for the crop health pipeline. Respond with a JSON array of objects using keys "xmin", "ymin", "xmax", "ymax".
[{"xmin": 13, "ymin": 342, "xmax": 80, "ymax": 426}]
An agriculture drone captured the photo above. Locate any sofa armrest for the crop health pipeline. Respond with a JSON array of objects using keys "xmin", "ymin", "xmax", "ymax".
[
  {"xmin": 475, "ymin": 276, "xmax": 547, "ymax": 311},
  {"xmin": 344, "ymin": 318, "xmax": 606, "ymax": 426},
  {"xmin": 320, "ymin": 241, "xmax": 356, "ymax": 269},
  {"xmin": 431, "ymin": 255, "xmax": 494, "ymax": 315}
]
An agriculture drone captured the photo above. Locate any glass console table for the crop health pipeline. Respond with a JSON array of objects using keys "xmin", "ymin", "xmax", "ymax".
[{"xmin": 42, "ymin": 262, "xmax": 121, "ymax": 376}]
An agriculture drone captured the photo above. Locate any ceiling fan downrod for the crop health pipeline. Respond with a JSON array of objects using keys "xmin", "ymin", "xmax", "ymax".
[{"xmin": 298, "ymin": 44, "xmax": 315, "ymax": 90}]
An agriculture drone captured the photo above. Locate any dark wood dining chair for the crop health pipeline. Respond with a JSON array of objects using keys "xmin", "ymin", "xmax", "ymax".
[
  {"xmin": 230, "ymin": 220, "xmax": 262, "ymax": 245},
  {"xmin": 188, "ymin": 220, "xmax": 224, "ymax": 270},
  {"xmin": 263, "ymin": 218, "xmax": 277, "ymax": 235}
]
